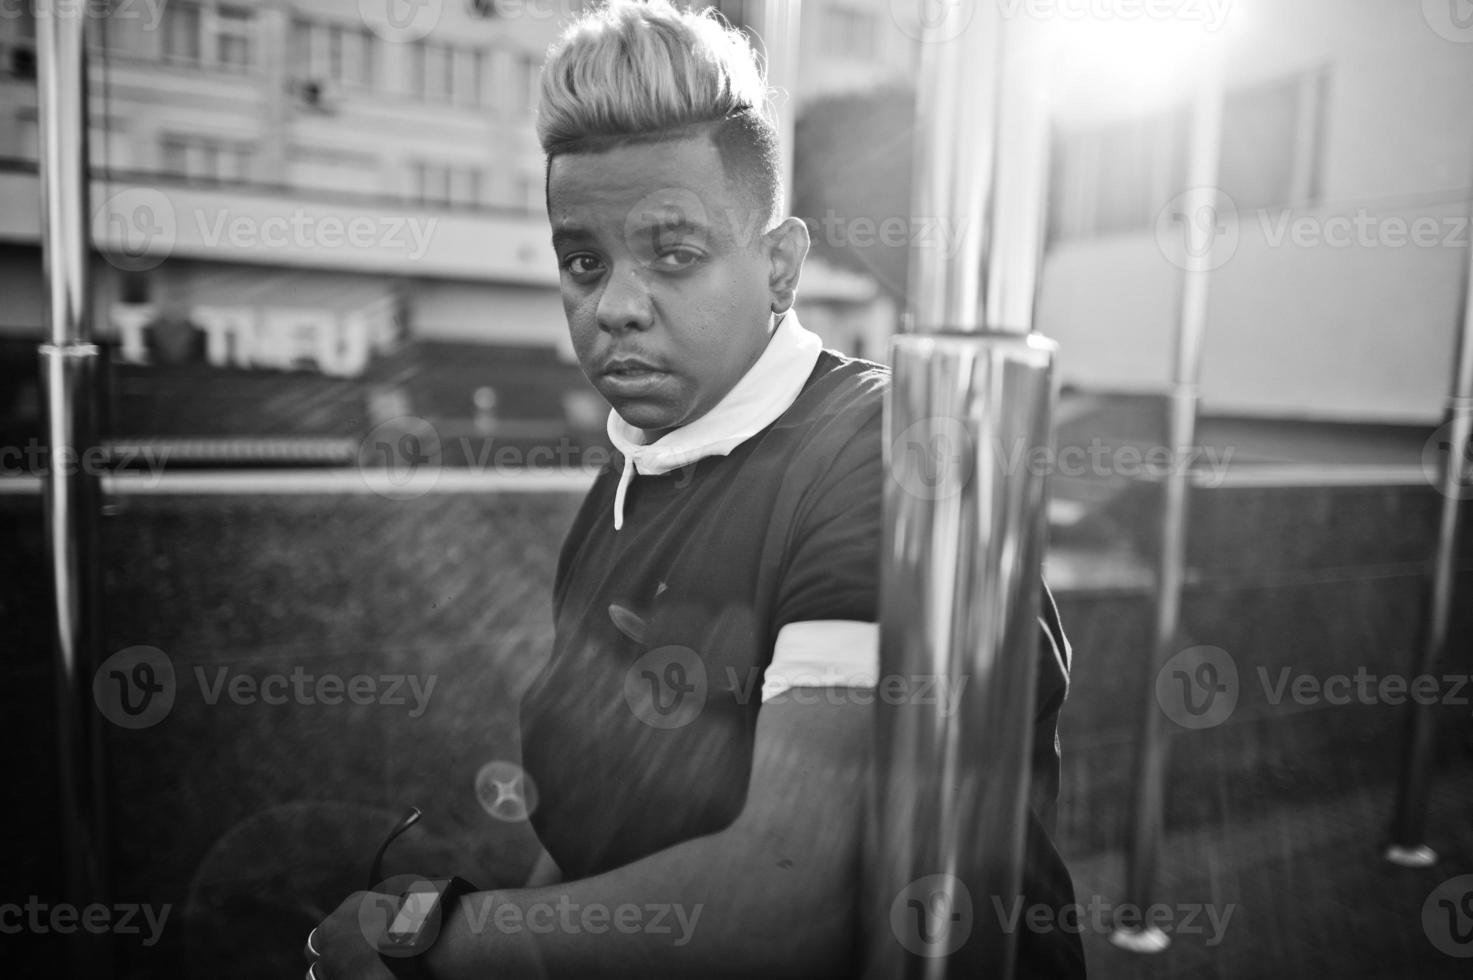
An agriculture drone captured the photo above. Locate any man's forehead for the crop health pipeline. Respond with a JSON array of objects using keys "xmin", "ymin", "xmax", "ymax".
[{"xmin": 547, "ymin": 138, "xmax": 748, "ymax": 236}]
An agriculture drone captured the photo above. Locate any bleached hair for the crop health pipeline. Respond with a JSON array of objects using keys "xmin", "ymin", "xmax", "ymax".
[{"xmin": 537, "ymin": 0, "xmax": 783, "ymax": 223}]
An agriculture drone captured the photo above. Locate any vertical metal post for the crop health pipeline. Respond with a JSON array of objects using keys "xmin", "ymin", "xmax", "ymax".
[
  {"xmin": 757, "ymin": 0, "xmax": 800, "ymax": 208},
  {"xmin": 38, "ymin": 4, "xmax": 111, "ymax": 976},
  {"xmin": 1112, "ymin": 58, "xmax": 1225, "ymax": 953},
  {"xmin": 1385, "ymin": 188, "xmax": 1473, "ymax": 868},
  {"xmin": 862, "ymin": 7, "xmax": 1057, "ymax": 977}
]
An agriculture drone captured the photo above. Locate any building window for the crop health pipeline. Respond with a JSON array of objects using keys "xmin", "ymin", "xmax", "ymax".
[
  {"xmin": 1048, "ymin": 69, "xmax": 1328, "ymax": 242},
  {"xmin": 214, "ymin": 5, "xmax": 253, "ymax": 72},
  {"xmin": 408, "ymin": 40, "xmax": 481, "ymax": 104},
  {"xmin": 293, "ymin": 19, "xmax": 380, "ymax": 89},
  {"xmin": 412, "ymin": 161, "xmax": 485, "ymax": 207},
  {"xmin": 163, "ymin": 2, "xmax": 203, "ymax": 65},
  {"xmin": 162, "ymin": 1, "xmax": 256, "ymax": 73},
  {"xmin": 160, "ymin": 133, "xmax": 253, "ymax": 183}
]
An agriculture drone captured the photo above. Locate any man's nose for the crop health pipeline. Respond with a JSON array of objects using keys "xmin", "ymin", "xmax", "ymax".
[{"xmin": 596, "ymin": 265, "xmax": 654, "ymax": 334}]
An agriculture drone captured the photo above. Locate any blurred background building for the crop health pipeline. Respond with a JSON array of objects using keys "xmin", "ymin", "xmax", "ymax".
[{"xmin": 0, "ymin": 0, "xmax": 905, "ymax": 464}]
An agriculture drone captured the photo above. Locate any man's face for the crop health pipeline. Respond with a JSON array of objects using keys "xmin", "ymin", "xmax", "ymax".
[{"xmin": 547, "ymin": 135, "xmax": 777, "ymax": 439}]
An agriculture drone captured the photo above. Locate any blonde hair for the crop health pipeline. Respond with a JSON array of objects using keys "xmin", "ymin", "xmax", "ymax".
[{"xmin": 537, "ymin": 0, "xmax": 782, "ymax": 221}]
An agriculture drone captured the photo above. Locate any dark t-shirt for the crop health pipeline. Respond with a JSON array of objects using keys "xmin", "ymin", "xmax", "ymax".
[{"xmin": 518, "ymin": 349, "xmax": 1084, "ymax": 975}]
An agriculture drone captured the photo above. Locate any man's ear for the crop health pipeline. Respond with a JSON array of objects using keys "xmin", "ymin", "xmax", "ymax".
[{"xmin": 764, "ymin": 217, "xmax": 810, "ymax": 315}]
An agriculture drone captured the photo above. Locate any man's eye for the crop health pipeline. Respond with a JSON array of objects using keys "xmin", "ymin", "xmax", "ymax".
[
  {"xmin": 652, "ymin": 247, "xmax": 703, "ymax": 272},
  {"xmin": 562, "ymin": 254, "xmax": 603, "ymax": 278}
]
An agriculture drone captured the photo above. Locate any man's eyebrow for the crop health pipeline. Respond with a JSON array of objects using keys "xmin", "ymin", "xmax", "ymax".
[{"xmin": 551, "ymin": 226, "xmax": 594, "ymax": 250}]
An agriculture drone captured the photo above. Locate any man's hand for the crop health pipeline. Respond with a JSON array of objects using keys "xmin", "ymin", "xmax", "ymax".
[
  {"xmin": 428, "ymin": 692, "xmax": 872, "ymax": 979},
  {"xmin": 305, "ymin": 890, "xmax": 399, "ymax": 980}
]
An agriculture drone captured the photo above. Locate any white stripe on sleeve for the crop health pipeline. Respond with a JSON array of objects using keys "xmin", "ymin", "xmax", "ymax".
[{"xmin": 761, "ymin": 620, "xmax": 880, "ymax": 702}]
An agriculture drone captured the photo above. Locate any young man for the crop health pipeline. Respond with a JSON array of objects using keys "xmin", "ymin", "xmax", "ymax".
[{"xmin": 306, "ymin": 2, "xmax": 1082, "ymax": 977}]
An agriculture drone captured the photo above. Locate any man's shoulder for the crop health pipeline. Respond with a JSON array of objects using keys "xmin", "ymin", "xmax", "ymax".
[{"xmin": 779, "ymin": 349, "xmax": 889, "ymax": 438}]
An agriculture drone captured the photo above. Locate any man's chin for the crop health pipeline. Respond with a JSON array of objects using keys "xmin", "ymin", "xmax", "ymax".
[{"xmin": 609, "ymin": 399, "xmax": 686, "ymax": 438}]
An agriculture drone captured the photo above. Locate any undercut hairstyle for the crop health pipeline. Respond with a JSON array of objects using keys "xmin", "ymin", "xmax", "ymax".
[{"xmin": 537, "ymin": 0, "xmax": 784, "ymax": 229}]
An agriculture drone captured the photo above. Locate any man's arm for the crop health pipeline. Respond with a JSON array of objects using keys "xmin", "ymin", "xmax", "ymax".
[{"xmin": 313, "ymin": 691, "xmax": 870, "ymax": 979}]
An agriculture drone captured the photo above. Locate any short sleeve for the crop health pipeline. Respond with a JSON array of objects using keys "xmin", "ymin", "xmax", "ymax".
[{"xmin": 772, "ymin": 408, "xmax": 885, "ymax": 632}]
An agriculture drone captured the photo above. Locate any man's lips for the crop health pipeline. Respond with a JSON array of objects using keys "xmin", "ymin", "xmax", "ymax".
[
  {"xmin": 600, "ymin": 357, "xmax": 667, "ymax": 378},
  {"xmin": 598, "ymin": 357, "xmax": 672, "ymax": 396}
]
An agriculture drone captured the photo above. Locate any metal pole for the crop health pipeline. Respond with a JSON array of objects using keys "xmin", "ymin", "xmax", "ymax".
[
  {"xmin": 862, "ymin": 7, "xmax": 1057, "ymax": 977},
  {"xmin": 757, "ymin": 0, "xmax": 800, "ymax": 209},
  {"xmin": 38, "ymin": 4, "xmax": 111, "ymax": 976},
  {"xmin": 1112, "ymin": 57, "xmax": 1225, "ymax": 954},
  {"xmin": 1385, "ymin": 187, "xmax": 1473, "ymax": 868}
]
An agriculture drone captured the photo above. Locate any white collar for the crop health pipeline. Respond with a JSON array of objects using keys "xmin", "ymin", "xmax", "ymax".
[{"xmin": 605, "ymin": 310, "xmax": 823, "ymax": 530}]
